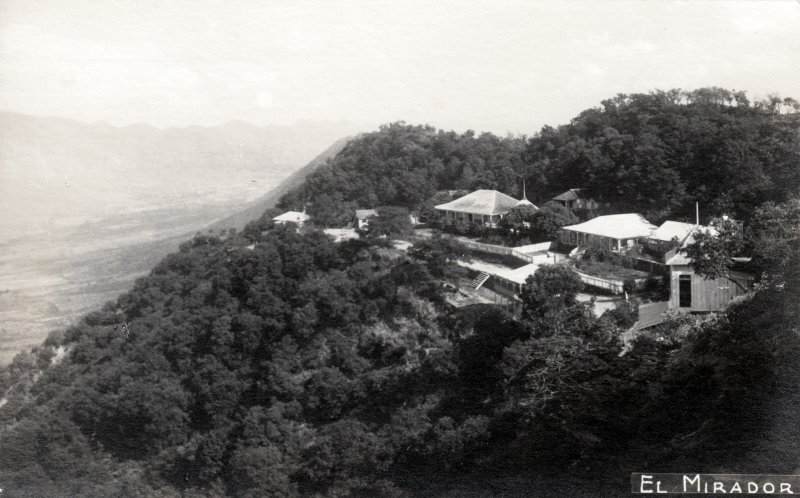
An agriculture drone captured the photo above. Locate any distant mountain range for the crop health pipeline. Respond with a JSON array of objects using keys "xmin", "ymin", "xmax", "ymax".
[
  {"xmin": 0, "ymin": 112, "xmax": 356, "ymax": 365},
  {"xmin": 0, "ymin": 112, "xmax": 358, "ymax": 236}
]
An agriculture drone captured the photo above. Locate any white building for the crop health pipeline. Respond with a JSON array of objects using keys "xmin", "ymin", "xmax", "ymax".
[
  {"xmin": 355, "ymin": 209, "xmax": 379, "ymax": 229},
  {"xmin": 664, "ymin": 225, "xmax": 752, "ymax": 312},
  {"xmin": 434, "ymin": 189, "xmax": 521, "ymax": 227},
  {"xmin": 273, "ymin": 210, "xmax": 310, "ymax": 227},
  {"xmin": 559, "ymin": 213, "xmax": 657, "ymax": 251}
]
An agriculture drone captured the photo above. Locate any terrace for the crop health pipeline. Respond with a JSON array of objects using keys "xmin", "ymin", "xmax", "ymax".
[{"xmin": 575, "ymin": 260, "xmax": 650, "ymax": 282}]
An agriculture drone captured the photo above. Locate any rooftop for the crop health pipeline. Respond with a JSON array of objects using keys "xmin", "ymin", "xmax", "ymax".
[
  {"xmin": 434, "ymin": 189, "xmax": 519, "ymax": 216},
  {"xmin": 562, "ymin": 213, "xmax": 657, "ymax": 240},
  {"xmin": 650, "ymin": 221, "xmax": 700, "ymax": 243},
  {"xmin": 273, "ymin": 211, "xmax": 310, "ymax": 223},
  {"xmin": 355, "ymin": 209, "xmax": 379, "ymax": 220},
  {"xmin": 665, "ymin": 225, "xmax": 719, "ymax": 265},
  {"xmin": 552, "ymin": 188, "xmax": 588, "ymax": 202},
  {"xmin": 324, "ymin": 228, "xmax": 359, "ymax": 242},
  {"xmin": 633, "ymin": 301, "xmax": 670, "ymax": 330},
  {"xmin": 494, "ymin": 263, "xmax": 542, "ymax": 285},
  {"xmin": 513, "ymin": 198, "xmax": 538, "ymax": 210}
]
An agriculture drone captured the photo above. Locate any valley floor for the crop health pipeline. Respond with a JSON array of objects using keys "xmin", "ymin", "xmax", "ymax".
[{"xmin": 0, "ymin": 203, "xmax": 250, "ymax": 365}]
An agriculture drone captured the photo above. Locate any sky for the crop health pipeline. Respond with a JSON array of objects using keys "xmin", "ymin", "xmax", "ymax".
[{"xmin": 1, "ymin": 0, "xmax": 799, "ymax": 135}]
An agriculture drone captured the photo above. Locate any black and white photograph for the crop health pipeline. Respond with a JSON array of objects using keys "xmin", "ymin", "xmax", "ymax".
[{"xmin": 1, "ymin": 1, "xmax": 799, "ymax": 496}]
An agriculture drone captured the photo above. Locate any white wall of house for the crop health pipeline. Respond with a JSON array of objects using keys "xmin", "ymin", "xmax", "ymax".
[
  {"xmin": 436, "ymin": 209, "xmax": 502, "ymax": 226},
  {"xmin": 559, "ymin": 230, "xmax": 637, "ymax": 251}
]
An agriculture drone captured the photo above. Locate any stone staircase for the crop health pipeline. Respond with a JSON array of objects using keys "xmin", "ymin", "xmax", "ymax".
[{"xmin": 466, "ymin": 271, "xmax": 491, "ymax": 290}]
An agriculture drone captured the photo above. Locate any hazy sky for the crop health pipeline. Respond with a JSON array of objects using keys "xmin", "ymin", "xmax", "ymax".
[{"xmin": 1, "ymin": 0, "xmax": 799, "ymax": 134}]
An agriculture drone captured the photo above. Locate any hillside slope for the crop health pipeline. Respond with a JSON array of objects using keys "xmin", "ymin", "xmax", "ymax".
[
  {"xmin": 0, "ymin": 201, "xmax": 797, "ymax": 497},
  {"xmin": 210, "ymin": 135, "xmax": 354, "ymax": 231}
]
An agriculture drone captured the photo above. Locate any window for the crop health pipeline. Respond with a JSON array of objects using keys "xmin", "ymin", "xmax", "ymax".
[{"xmin": 679, "ymin": 274, "xmax": 692, "ymax": 308}]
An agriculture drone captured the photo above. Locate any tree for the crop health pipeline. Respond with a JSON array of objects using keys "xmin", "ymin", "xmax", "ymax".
[
  {"xmin": 748, "ymin": 198, "xmax": 800, "ymax": 292},
  {"xmin": 408, "ymin": 233, "xmax": 468, "ymax": 278},
  {"xmin": 681, "ymin": 217, "xmax": 745, "ymax": 286},
  {"xmin": 419, "ymin": 191, "xmax": 464, "ymax": 223},
  {"xmin": 581, "ymin": 236, "xmax": 613, "ymax": 262},
  {"xmin": 458, "ymin": 308, "xmax": 529, "ymax": 391},
  {"xmin": 602, "ymin": 299, "xmax": 639, "ymax": 329},
  {"xmin": 365, "ymin": 206, "xmax": 413, "ymax": 239},
  {"xmin": 519, "ymin": 265, "xmax": 583, "ymax": 320},
  {"xmin": 529, "ymin": 202, "xmax": 578, "ymax": 241},
  {"xmin": 499, "ymin": 205, "xmax": 539, "ymax": 242}
]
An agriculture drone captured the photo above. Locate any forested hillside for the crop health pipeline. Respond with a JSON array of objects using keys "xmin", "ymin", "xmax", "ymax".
[
  {"xmin": 1, "ymin": 198, "xmax": 797, "ymax": 497},
  {"xmin": 280, "ymin": 88, "xmax": 800, "ymax": 225},
  {"xmin": 0, "ymin": 89, "xmax": 798, "ymax": 497}
]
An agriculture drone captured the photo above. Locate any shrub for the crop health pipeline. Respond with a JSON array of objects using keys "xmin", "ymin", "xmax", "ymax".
[
  {"xmin": 622, "ymin": 278, "xmax": 637, "ymax": 294},
  {"xmin": 603, "ymin": 299, "xmax": 639, "ymax": 329},
  {"xmin": 582, "ymin": 238, "xmax": 613, "ymax": 262}
]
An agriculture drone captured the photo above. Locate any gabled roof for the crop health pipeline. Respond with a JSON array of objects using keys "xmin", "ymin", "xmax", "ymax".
[
  {"xmin": 650, "ymin": 221, "xmax": 700, "ymax": 243},
  {"xmin": 355, "ymin": 209, "xmax": 379, "ymax": 220},
  {"xmin": 562, "ymin": 213, "xmax": 657, "ymax": 239},
  {"xmin": 665, "ymin": 225, "xmax": 719, "ymax": 266},
  {"xmin": 273, "ymin": 211, "xmax": 310, "ymax": 223},
  {"xmin": 434, "ymin": 189, "xmax": 519, "ymax": 216},
  {"xmin": 552, "ymin": 188, "xmax": 588, "ymax": 202}
]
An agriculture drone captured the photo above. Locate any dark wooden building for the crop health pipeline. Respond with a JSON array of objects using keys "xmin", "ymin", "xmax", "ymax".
[
  {"xmin": 667, "ymin": 264, "xmax": 753, "ymax": 312},
  {"xmin": 665, "ymin": 227, "xmax": 753, "ymax": 312}
]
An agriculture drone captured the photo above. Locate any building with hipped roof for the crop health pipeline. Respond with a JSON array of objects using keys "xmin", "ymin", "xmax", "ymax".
[
  {"xmin": 434, "ymin": 189, "xmax": 522, "ymax": 227},
  {"xmin": 558, "ymin": 213, "xmax": 658, "ymax": 251},
  {"xmin": 273, "ymin": 210, "xmax": 310, "ymax": 228}
]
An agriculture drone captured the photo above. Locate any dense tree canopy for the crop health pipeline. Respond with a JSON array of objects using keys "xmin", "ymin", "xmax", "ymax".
[
  {"xmin": 281, "ymin": 89, "xmax": 800, "ymax": 228},
  {"xmin": 520, "ymin": 265, "xmax": 583, "ymax": 321},
  {"xmin": 498, "ymin": 204, "xmax": 539, "ymax": 232},
  {"xmin": 748, "ymin": 199, "xmax": 800, "ymax": 291},
  {"xmin": 279, "ymin": 124, "xmax": 528, "ymax": 226},
  {"xmin": 499, "ymin": 201, "xmax": 579, "ymax": 244},
  {"xmin": 527, "ymin": 89, "xmax": 800, "ymax": 223},
  {"xmin": 364, "ymin": 206, "xmax": 413, "ymax": 239}
]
